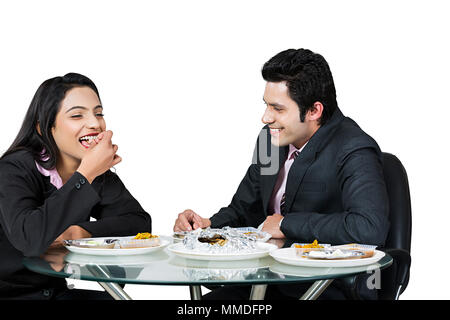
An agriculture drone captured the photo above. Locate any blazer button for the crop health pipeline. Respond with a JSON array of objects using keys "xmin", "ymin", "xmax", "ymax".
[
  {"xmin": 75, "ymin": 183, "xmax": 81, "ymax": 189},
  {"xmin": 80, "ymin": 178, "xmax": 86, "ymax": 185}
]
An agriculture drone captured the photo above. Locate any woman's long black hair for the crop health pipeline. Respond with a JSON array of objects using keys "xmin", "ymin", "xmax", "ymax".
[{"xmin": 1, "ymin": 73, "xmax": 101, "ymax": 169}]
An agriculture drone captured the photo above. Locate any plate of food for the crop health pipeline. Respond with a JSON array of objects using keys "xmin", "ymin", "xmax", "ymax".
[
  {"xmin": 172, "ymin": 227, "xmax": 271, "ymax": 243},
  {"xmin": 270, "ymin": 241, "xmax": 385, "ymax": 267},
  {"xmin": 64, "ymin": 233, "xmax": 170, "ymax": 256},
  {"xmin": 168, "ymin": 227, "xmax": 277, "ymax": 261},
  {"xmin": 167, "ymin": 242, "xmax": 277, "ymax": 261}
]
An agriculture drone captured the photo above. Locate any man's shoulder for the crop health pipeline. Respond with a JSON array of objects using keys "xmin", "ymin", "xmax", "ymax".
[
  {"xmin": 333, "ymin": 117, "xmax": 381, "ymax": 151},
  {"xmin": 316, "ymin": 116, "xmax": 382, "ymax": 167}
]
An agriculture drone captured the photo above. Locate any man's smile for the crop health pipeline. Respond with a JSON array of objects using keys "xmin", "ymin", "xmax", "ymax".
[{"xmin": 269, "ymin": 127, "xmax": 283, "ymax": 136}]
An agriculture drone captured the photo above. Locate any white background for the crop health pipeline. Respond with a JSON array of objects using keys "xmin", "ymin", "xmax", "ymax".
[{"xmin": 1, "ymin": 0, "xmax": 449, "ymax": 299}]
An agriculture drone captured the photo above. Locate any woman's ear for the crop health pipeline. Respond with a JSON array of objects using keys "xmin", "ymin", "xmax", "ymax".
[{"xmin": 36, "ymin": 122, "xmax": 42, "ymax": 136}]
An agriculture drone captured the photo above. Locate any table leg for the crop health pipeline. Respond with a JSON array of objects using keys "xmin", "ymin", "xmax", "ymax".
[
  {"xmin": 250, "ymin": 284, "xmax": 267, "ymax": 300},
  {"xmin": 300, "ymin": 279, "xmax": 334, "ymax": 300},
  {"xmin": 190, "ymin": 285, "xmax": 202, "ymax": 300},
  {"xmin": 85, "ymin": 265, "xmax": 132, "ymax": 300},
  {"xmin": 97, "ymin": 281, "xmax": 132, "ymax": 300}
]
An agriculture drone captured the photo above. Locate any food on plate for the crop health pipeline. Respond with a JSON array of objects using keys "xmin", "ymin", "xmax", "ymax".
[
  {"xmin": 134, "ymin": 232, "xmax": 158, "ymax": 239},
  {"xmin": 198, "ymin": 234, "xmax": 228, "ymax": 246},
  {"xmin": 64, "ymin": 239, "xmax": 116, "ymax": 249},
  {"xmin": 294, "ymin": 242, "xmax": 377, "ymax": 260},
  {"xmin": 174, "ymin": 227, "xmax": 270, "ymax": 246},
  {"xmin": 332, "ymin": 243, "xmax": 377, "ymax": 251},
  {"xmin": 234, "ymin": 227, "xmax": 271, "ymax": 242},
  {"xmin": 293, "ymin": 239, "xmax": 331, "ymax": 256},
  {"xmin": 327, "ymin": 243, "xmax": 377, "ymax": 259},
  {"xmin": 302, "ymin": 248, "xmax": 375, "ymax": 260},
  {"xmin": 294, "ymin": 239, "xmax": 324, "ymax": 249},
  {"xmin": 243, "ymin": 231, "xmax": 266, "ymax": 240},
  {"xmin": 182, "ymin": 227, "xmax": 258, "ymax": 254},
  {"xmin": 119, "ymin": 233, "xmax": 160, "ymax": 248}
]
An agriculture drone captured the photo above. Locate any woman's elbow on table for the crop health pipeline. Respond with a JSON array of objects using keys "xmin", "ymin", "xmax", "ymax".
[{"xmin": 9, "ymin": 232, "xmax": 54, "ymax": 258}]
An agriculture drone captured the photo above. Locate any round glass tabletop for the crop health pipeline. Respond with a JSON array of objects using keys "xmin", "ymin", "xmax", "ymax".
[{"xmin": 23, "ymin": 237, "xmax": 393, "ymax": 286}]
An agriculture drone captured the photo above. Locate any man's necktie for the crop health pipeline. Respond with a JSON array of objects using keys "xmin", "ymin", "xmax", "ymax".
[{"xmin": 280, "ymin": 150, "xmax": 300, "ymax": 215}]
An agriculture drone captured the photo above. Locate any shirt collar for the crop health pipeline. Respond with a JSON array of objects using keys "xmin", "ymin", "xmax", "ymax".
[
  {"xmin": 35, "ymin": 149, "xmax": 63, "ymax": 189},
  {"xmin": 288, "ymin": 141, "xmax": 308, "ymax": 160}
]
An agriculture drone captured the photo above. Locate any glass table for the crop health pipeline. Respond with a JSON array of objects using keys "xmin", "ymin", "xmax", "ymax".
[{"xmin": 23, "ymin": 237, "xmax": 393, "ymax": 300}]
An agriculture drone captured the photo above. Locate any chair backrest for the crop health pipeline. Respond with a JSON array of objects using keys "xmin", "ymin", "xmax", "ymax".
[
  {"xmin": 379, "ymin": 152, "xmax": 412, "ymax": 298},
  {"xmin": 382, "ymin": 152, "xmax": 412, "ymax": 252}
]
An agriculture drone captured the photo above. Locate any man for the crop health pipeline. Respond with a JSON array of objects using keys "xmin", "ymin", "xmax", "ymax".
[{"xmin": 173, "ymin": 48, "xmax": 390, "ymax": 299}]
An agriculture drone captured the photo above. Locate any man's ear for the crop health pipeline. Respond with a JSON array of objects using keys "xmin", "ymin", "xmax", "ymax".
[
  {"xmin": 36, "ymin": 122, "xmax": 42, "ymax": 136},
  {"xmin": 307, "ymin": 102, "xmax": 324, "ymax": 123}
]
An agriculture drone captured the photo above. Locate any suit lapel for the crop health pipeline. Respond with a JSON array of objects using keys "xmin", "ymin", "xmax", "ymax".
[{"xmin": 284, "ymin": 142, "xmax": 317, "ymax": 213}]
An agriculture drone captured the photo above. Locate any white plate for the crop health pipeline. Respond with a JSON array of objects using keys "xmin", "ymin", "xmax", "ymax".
[
  {"xmin": 270, "ymin": 248, "xmax": 385, "ymax": 268},
  {"xmin": 167, "ymin": 242, "xmax": 277, "ymax": 261},
  {"xmin": 64, "ymin": 237, "xmax": 170, "ymax": 256}
]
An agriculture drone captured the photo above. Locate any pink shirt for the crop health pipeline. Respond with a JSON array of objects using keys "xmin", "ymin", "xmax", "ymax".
[
  {"xmin": 268, "ymin": 142, "xmax": 308, "ymax": 215},
  {"xmin": 35, "ymin": 152, "xmax": 63, "ymax": 189}
]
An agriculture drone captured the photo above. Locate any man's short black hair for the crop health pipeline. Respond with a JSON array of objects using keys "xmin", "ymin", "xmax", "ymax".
[{"xmin": 262, "ymin": 48, "xmax": 338, "ymax": 125}]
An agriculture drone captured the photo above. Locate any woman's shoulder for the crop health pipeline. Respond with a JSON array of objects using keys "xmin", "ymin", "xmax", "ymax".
[{"xmin": 0, "ymin": 149, "xmax": 37, "ymax": 172}]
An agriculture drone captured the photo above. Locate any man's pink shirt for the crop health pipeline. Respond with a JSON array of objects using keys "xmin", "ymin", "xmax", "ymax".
[{"xmin": 268, "ymin": 142, "xmax": 308, "ymax": 215}]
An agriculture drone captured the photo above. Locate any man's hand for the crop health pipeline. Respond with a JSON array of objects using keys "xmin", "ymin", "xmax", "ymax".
[
  {"xmin": 49, "ymin": 225, "xmax": 92, "ymax": 248},
  {"xmin": 261, "ymin": 214, "xmax": 286, "ymax": 239},
  {"xmin": 173, "ymin": 209, "xmax": 211, "ymax": 232}
]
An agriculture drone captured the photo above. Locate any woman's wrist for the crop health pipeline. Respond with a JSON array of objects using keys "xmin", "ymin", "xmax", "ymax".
[{"xmin": 76, "ymin": 167, "xmax": 95, "ymax": 184}]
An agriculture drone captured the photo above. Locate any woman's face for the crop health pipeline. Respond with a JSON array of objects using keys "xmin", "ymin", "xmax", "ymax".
[{"xmin": 51, "ymin": 86, "xmax": 106, "ymax": 165}]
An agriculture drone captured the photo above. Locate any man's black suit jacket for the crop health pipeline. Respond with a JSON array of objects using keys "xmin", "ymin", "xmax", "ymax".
[{"xmin": 210, "ymin": 107, "xmax": 390, "ymax": 246}]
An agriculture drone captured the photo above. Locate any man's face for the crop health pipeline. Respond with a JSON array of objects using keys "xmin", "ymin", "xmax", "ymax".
[{"xmin": 262, "ymin": 81, "xmax": 320, "ymax": 149}]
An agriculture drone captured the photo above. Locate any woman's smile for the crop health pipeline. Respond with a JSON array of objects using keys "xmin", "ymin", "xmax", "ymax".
[{"xmin": 79, "ymin": 132, "xmax": 101, "ymax": 148}]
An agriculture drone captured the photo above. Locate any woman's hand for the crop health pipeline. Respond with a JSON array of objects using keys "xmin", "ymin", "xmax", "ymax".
[
  {"xmin": 49, "ymin": 225, "xmax": 92, "ymax": 248},
  {"xmin": 76, "ymin": 130, "xmax": 122, "ymax": 183}
]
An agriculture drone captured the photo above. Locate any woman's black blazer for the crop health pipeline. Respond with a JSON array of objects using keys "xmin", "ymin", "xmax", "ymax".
[{"xmin": 0, "ymin": 149, "xmax": 151, "ymax": 297}]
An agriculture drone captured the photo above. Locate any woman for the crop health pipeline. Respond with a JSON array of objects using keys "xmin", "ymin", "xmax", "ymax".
[{"xmin": 0, "ymin": 73, "xmax": 151, "ymax": 299}]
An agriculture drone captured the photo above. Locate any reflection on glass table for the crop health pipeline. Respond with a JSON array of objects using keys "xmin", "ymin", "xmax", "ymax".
[{"xmin": 23, "ymin": 237, "xmax": 393, "ymax": 300}]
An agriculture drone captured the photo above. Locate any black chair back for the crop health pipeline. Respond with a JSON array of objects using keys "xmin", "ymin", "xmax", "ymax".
[
  {"xmin": 379, "ymin": 152, "xmax": 412, "ymax": 299},
  {"xmin": 382, "ymin": 153, "xmax": 412, "ymax": 251}
]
